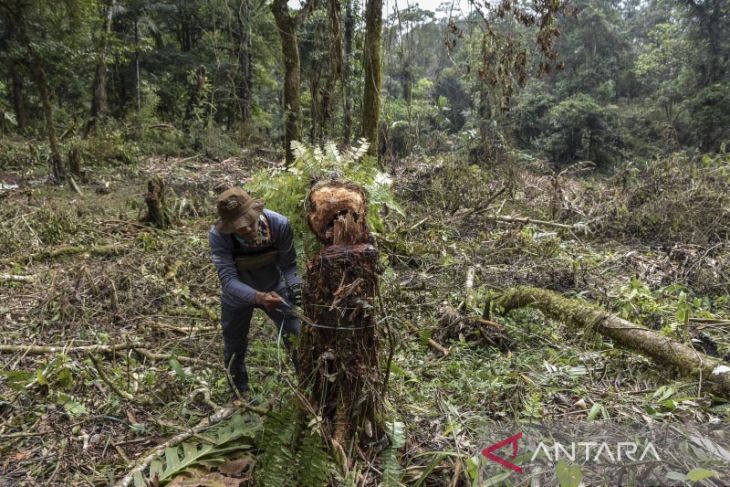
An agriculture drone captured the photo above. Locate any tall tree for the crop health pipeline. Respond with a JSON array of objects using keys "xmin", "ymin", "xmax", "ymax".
[
  {"xmin": 361, "ymin": 0, "xmax": 383, "ymax": 157},
  {"xmin": 85, "ymin": 0, "xmax": 116, "ymax": 138},
  {"xmin": 342, "ymin": 0, "xmax": 354, "ymax": 143},
  {"xmin": 271, "ymin": 0, "xmax": 314, "ymax": 165}
]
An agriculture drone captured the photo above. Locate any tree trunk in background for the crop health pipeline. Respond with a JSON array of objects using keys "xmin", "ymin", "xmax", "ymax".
[
  {"xmin": 31, "ymin": 55, "xmax": 65, "ymax": 182},
  {"xmin": 236, "ymin": 0, "xmax": 253, "ymax": 127},
  {"xmin": 135, "ymin": 20, "xmax": 141, "ymax": 113},
  {"xmin": 342, "ymin": 0, "xmax": 354, "ymax": 144},
  {"xmin": 10, "ymin": 61, "xmax": 28, "ymax": 134},
  {"xmin": 361, "ymin": 0, "xmax": 383, "ymax": 158},
  {"xmin": 323, "ymin": 0, "xmax": 343, "ymax": 142},
  {"xmin": 183, "ymin": 66, "xmax": 207, "ymax": 129},
  {"xmin": 271, "ymin": 0, "xmax": 303, "ymax": 165},
  {"xmin": 85, "ymin": 0, "xmax": 115, "ymax": 138},
  {"xmin": 299, "ymin": 179, "xmax": 384, "ymax": 449}
]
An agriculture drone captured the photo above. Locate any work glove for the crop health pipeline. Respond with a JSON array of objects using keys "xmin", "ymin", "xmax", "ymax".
[{"xmin": 288, "ymin": 283, "xmax": 303, "ymax": 308}]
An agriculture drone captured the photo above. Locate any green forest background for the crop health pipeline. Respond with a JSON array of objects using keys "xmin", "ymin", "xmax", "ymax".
[{"xmin": 1, "ymin": 0, "xmax": 728, "ymax": 171}]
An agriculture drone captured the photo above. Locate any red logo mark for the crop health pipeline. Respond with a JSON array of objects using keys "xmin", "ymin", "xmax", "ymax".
[{"xmin": 481, "ymin": 432, "xmax": 523, "ymax": 473}]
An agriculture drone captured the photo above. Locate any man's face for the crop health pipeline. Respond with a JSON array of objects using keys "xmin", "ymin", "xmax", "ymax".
[{"xmin": 234, "ymin": 218, "xmax": 259, "ymax": 240}]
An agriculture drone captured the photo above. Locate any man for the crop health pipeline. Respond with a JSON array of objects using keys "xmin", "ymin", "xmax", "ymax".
[{"xmin": 208, "ymin": 187, "xmax": 302, "ymax": 398}]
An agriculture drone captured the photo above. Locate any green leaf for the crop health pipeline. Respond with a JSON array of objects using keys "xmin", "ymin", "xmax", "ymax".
[
  {"xmin": 168, "ymin": 358, "xmax": 185, "ymax": 379},
  {"xmin": 586, "ymin": 403, "xmax": 607, "ymax": 421},
  {"xmin": 686, "ymin": 468, "xmax": 718, "ymax": 482},
  {"xmin": 556, "ymin": 460, "xmax": 582, "ymax": 487}
]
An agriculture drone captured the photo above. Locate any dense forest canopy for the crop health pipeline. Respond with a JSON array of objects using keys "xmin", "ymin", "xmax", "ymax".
[{"xmin": 1, "ymin": 0, "xmax": 727, "ymax": 170}]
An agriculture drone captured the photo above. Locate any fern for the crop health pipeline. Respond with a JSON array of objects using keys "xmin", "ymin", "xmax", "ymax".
[
  {"xmin": 133, "ymin": 412, "xmax": 262, "ymax": 487},
  {"xmin": 254, "ymin": 402, "xmax": 333, "ymax": 487},
  {"xmin": 381, "ymin": 421, "xmax": 406, "ymax": 487},
  {"xmin": 248, "ymin": 139, "xmax": 403, "ymax": 258},
  {"xmin": 255, "ymin": 404, "xmax": 301, "ymax": 486},
  {"xmin": 297, "ymin": 431, "xmax": 332, "ymax": 487}
]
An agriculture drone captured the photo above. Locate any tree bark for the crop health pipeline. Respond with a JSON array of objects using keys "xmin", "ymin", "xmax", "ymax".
[
  {"xmin": 85, "ymin": 0, "xmax": 115, "ymax": 138},
  {"xmin": 361, "ymin": 0, "xmax": 383, "ymax": 158},
  {"xmin": 9, "ymin": 60, "xmax": 28, "ymax": 134},
  {"xmin": 30, "ymin": 55, "xmax": 65, "ymax": 182},
  {"xmin": 299, "ymin": 180, "xmax": 384, "ymax": 450},
  {"xmin": 271, "ymin": 0, "xmax": 303, "ymax": 165},
  {"xmin": 142, "ymin": 177, "xmax": 171, "ymax": 229},
  {"xmin": 498, "ymin": 287, "xmax": 730, "ymax": 397},
  {"xmin": 342, "ymin": 0, "xmax": 354, "ymax": 144},
  {"xmin": 183, "ymin": 65, "xmax": 207, "ymax": 129},
  {"xmin": 235, "ymin": 0, "xmax": 253, "ymax": 126}
]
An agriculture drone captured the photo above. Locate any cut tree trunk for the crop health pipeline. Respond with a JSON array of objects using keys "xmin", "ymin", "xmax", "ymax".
[
  {"xmin": 299, "ymin": 180, "xmax": 384, "ymax": 451},
  {"xmin": 498, "ymin": 287, "xmax": 730, "ymax": 397},
  {"xmin": 142, "ymin": 177, "xmax": 171, "ymax": 229}
]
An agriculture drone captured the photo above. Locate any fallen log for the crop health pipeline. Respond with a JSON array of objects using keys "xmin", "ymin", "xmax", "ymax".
[{"xmin": 497, "ymin": 287, "xmax": 730, "ymax": 397}]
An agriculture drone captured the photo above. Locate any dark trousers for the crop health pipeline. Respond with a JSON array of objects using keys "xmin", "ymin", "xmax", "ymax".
[{"xmin": 221, "ymin": 293, "xmax": 300, "ymax": 392}]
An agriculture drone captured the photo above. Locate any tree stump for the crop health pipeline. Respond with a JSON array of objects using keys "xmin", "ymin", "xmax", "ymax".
[
  {"xmin": 299, "ymin": 180, "xmax": 384, "ymax": 451},
  {"xmin": 142, "ymin": 176, "xmax": 171, "ymax": 228}
]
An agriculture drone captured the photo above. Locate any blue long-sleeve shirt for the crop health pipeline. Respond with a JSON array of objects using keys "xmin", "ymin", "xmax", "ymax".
[{"xmin": 209, "ymin": 209, "xmax": 302, "ymax": 307}]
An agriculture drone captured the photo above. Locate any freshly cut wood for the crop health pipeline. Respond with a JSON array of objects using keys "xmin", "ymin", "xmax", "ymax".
[
  {"xmin": 306, "ymin": 179, "xmax": 368, "ymax": 244},
  {"xmin": 299, "ymin": 180, "xmax": 383, "ymax": 451},
  {"xmin": 498, "ymin": 287, "xmax": 730, "ymax": 397}
]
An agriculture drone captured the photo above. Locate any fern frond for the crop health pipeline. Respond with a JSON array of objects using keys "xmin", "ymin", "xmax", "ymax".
[{"xmin": 381, "ymin": 421, "xmax": 405, "ymax": 487}]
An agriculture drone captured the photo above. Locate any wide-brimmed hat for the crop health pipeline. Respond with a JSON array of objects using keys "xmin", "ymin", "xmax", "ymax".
[{"xmin": 215, "ymin": 187, "xmax": 265, "ymax": 234}]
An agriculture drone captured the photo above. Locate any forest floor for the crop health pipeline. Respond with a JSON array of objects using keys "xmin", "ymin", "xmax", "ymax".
[{"xmin": 1, "ymin": 150, "xmax": 729, "ymax": 486}]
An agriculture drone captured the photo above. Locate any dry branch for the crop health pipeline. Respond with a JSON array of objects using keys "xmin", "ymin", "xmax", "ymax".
[
  {"xmin": 0, "ymin": 244, "xmax": 125, "ymax": 265},
  {"xmin": 498, "ymin": 287, "xmax": 730, "ymax": 397},
  {"xmin": 0, "ymin": 274, "xmax": 34, "ymax": 283},
  {"xmin": 484, "ymin": 214, "xmax": 589, "ymax": 233},
  {"xmin": 0, "ymin": 343, "xmax": 205, "ymax": 366}
]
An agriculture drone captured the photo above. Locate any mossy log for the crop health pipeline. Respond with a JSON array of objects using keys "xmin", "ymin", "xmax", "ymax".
[
  {"xmin": 299, "ymin": 180, "xmax": 384, "ymax": 451},
  {"xmin": 498, "ymin": 287, "xmax": 730, "ymax": 397}
]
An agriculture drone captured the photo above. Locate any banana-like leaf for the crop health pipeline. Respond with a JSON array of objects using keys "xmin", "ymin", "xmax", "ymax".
[{"xmin": 140, "ymin": 412, "xmax": 261, "ymax": 485}]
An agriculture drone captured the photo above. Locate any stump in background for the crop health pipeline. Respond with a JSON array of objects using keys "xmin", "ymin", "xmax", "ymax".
[
  {"xmin": 299, "ymin": 179, "xmax": 384, "ymax": 451},
  {"xmin": 142, "ymin": 176, "xmax": 171, "ymax": 228}
]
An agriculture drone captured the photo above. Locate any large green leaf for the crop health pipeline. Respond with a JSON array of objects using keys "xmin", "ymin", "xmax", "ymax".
[{"xmin": 143, "ymin": 412, "xmax": 261, "ymax": 485}]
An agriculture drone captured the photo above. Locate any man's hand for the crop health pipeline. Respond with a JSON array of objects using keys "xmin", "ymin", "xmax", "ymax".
[{"xmin": 255, "ymin": 291, "xmax": 284, "ymax": 311}]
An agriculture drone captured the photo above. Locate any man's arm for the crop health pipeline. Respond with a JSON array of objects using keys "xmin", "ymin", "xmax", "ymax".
[
  {"xmin": 208, "ymin": 228, "xmax": 257, "ymax": 306},
  {"xmin": 273, "ymin": 216, "xmax": 303, "ymax": 288}
]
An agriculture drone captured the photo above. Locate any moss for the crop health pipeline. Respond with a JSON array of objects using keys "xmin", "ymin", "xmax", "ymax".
[{"xmin": 498, "ymin": 286, "xmax": 730, "ymax": 397}]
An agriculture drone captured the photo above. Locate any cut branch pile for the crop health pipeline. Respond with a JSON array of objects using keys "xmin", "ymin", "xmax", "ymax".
[{"xmin": 498, "ymin": 286, "xmax": 730, "ymax": 397}]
